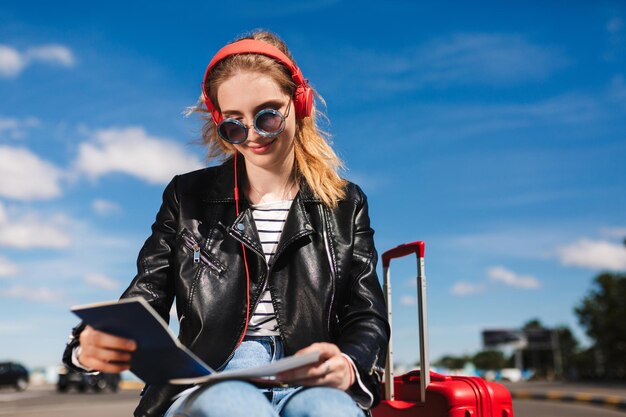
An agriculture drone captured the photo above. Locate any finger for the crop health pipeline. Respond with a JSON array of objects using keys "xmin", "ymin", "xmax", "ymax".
[
  {"xmin": 79, "ymin": 343, "xmax": 134, "ymax": 374},
  {"xmin": 282, "ymin": 365, "xmax": 338, "ymax": 387},
  {"xmin": 299, "ymin": 356, "xmax": 353, "ymax": 390},
  {"xmin": 79, "ymin": 356, "xmax": 131, "ymax": 373},
  {"xmin": 293, "ymin": 342, "xmax": 340, "ymax": 360},
  {"xmin": 278, "ymin": 359, "xmax": 328, "ymax": 381},
  {"xmin": 80, "ymin": 344, "xmax": 134, "ymax": 364},
  {"xmin": 279, "ymin": 343, "xmax": 330, "ymax": 380},
  {"xmin": 279, "ymin": 356, "xmax": 342, "ymax": 386},
  {"xmin": 81, "ymin": 326, "xmax": 137, "ymax": 352}
]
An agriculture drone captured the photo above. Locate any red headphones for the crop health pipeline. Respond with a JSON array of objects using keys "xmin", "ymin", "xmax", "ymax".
[
  {"xmin": 202, "ymin": 39, "xmax": 314, "ymax": 347},
  {"xmin": 201, "ymin": 39, "xmax": 313, "ymax": 124}
]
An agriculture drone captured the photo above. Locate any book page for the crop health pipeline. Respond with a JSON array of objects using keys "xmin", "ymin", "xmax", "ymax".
[{"xmin": 169, "ymin": 350, "xmax": 320, "ymax": 384}]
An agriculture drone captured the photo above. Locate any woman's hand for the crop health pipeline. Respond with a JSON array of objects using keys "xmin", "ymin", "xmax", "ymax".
[
  {"xmin": 78, "ymin": 325, "xmax": 137, "ymax": 373},
  {"xmin": 277, "ymin": 342, "xmax": 355, "ymax": 391}
]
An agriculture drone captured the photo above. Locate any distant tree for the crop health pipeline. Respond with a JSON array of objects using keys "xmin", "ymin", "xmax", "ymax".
[
  {"xmin": 473, "ymin": 350, "xmax": 506, "ymax": 370},
  {"xmin": 434, "ymin": 355, "xmax": 470, "ymax": 370},
  {"xmin": 517, "ymin": 319, "xmax": 579, "ymax": 379},
  {"xmin": 522, "ymin": 319, "xmax": 543, "ymax": 330},
  {"xmin": 555, "ymin": 325, "xmax": 579, "ymax": 379},
  {"xmin": 575, "ymin": 272, "xmax": 626, "ymax": 379},
  {"xmin": 568, "ymin": 347, "xmax": 597, "ymax": 380},
  {"xmin": 519, "ymin": 319, "xmax": 552, "ymax": 377}
]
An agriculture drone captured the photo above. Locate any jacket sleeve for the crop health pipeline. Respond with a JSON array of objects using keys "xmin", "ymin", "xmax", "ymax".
[
  {"xmin": 119, "ymin": 176, "xmax": 180, "ymax": 320},
  {"xmin": 62, "ymin": 177, "xmax": 180, "ymax": 370},
  {"xmin": 335, "ymin": 186, "xmax": 390, "ymax": 408}
]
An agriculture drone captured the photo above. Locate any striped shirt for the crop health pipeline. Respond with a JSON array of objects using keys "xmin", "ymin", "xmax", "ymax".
[{"xmin": 246, "ymin": 199, "xmax": 292, "ymax": 336}]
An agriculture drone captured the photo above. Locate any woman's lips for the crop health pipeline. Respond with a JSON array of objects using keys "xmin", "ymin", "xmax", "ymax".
[{"xmin": 247, "ymin": 138, "xmax": 277, "ymax": 154}]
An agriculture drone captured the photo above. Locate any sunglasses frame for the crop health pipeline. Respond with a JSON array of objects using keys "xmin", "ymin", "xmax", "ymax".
[{"xmin": 217, "ymin": 100, "xmax": 292, "ymax": 145}]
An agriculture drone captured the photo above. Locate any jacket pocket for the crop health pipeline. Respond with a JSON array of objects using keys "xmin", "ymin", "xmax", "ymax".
[{"xmin": 179, "ymin": 228, "xmax": 224, "ymax": 274}]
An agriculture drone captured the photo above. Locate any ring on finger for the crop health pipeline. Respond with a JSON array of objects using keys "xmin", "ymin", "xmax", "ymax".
[{"xmin": 324, "ymin": 362, "xmax": 331, "ymax": 375}]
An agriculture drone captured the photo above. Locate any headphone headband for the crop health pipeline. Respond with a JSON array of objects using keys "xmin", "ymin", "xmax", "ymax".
[{"xmin": 201, "ymin": 39, "xmax": 313, "ymax": 123}]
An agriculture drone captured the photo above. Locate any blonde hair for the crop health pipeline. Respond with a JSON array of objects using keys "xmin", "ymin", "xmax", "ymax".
[{"xmin": 186, "ymin": 30, "xmax": 347, "ymax": 208}]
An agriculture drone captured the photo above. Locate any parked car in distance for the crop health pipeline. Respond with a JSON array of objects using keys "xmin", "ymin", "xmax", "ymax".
[
  {"xmin": 57, "ymin": 365, "xmax": 120, "ymax": 393},
  {"xmin": 0, "ymin": 362, "xmax": 29, "ymax": 391}
]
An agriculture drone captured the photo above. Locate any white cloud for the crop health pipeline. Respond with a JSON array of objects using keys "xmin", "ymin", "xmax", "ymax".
[
  {"xmin": 0, "ymin": 321, "xmax": 33, "ymax": 335},
  {"xmin": 445, "ymin": 227, "xmax": 562, "ymax": 260},
  {"xmin": 344, "ymin": 170, "xmax": 390, "ymax": 193},
  {"xmin": 0, "ymin": 116, "xmax": 39, "ymax": 140},
  {"xmin": 400, "ymin": 295, "xmax": 417, "ymax": 306},
  {"xmin": 325, "ymin": 33, "xmax": 567, "ymax": 98},
  {"xmin": 600, "ymin": 227, "xmax": 626, "ymax": 239},
  {"xmin": 16, "ymin": 222, "xmax": 140, "ymax": 294},
  {"xmin": 74, "ymin": 127, "xmax": 204, "ymax": 185},
  {"xmin": 241, "ymin": 0, "xmax": 339, "ymax": 17},
  {"xmin": 0, "ymin": 256, "xmax": 19, "ymax": 278},
  {"xmin": 92, "ymin": 199, "xmax": 122, "ymax": 216},
  {"xmin": 487, "ymin": 266, "xmax": 541, "ymax": 289},
  {"xmin": 414, "ymin": 93, "xmax": 601, "ymax": 142},
  {"xmin": 418, "ymin": 33, "xmax": 567, "ymax": 85},
  {"xmin": 450, "ymin": 281, "xmax": 486, "ymax": 296},
  {"xmin": 0, "ymin": 202, "xmax": 72, "ymax": 249},
  {"xmin": 0, "ymin": 146, "xmax": 64, "ymax": 201},
  {"xmin": 0, "ymin": 286, "xmax": 64, "ymax": 303},
  {"xmin": 84, "ymin": 273, "xmax": 120, "ymax": 290},
  {"xmin": 25, "ymin": 45, "xmax": 75, "ymax": 67},
  {"xmin": 609, "ymin": 75, "xmax": 626, "ymax": 105},
  {"xmin": 0, "ymin": 45, "xmax": 25, "ymax": 78},
  {"xmin": 607, "ymin": 17, "xmax": 624, "ymax": 34},
  {"xmin": 604, "ymin": 16, "xmax": 626, "ymax": 62},
  {"xmin": 558, "ymin": 239, "xmax": 626, "ymax": 270},
  {"xmin": 0, "ymin": 44, "xmax": 75, "ymax": 78}
]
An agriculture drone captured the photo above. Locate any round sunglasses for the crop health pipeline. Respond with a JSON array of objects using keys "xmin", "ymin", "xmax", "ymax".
[{"xmin": 217, "ymin": 100, "xmax": 292, "ymax": 144}]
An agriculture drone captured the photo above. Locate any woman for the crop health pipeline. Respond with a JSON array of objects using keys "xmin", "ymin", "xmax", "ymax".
[{"xmin": 62, "ymin": 30, "xmax": 389, "ymax": 417}]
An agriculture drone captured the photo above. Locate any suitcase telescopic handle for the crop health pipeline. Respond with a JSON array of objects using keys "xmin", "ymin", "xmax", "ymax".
[
  {"xmin": 382, "ymin": 241, "xmax": 425, "ymax": 267},
  {"xmin": 381, "ymin": 241, "xmax": 430, "ymax": 403}
]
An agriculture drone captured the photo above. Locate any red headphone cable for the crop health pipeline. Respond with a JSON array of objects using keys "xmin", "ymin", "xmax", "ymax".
[{"xmin": 233, "ymin": 151, "xmax": 251, "ymax": 347}]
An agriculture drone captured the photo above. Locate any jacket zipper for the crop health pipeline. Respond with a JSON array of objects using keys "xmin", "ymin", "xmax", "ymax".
[
  {"xmin": 223, "ymin": 227, "xmax": 269, "ymax": 367},
  {"xmin": 180, "ymin": 229, "xmax": 222, "ymax": 272},
  {"xmin": 215, "ymin": 273, "xmax": 268, "ymax": 371},
  {"xmin": 319, "ymin": 205, "xmax": 337, "ymax": 335},
  {"xmin": 224, "ymin": 211, "xmax": 318, "ymax": 364}
]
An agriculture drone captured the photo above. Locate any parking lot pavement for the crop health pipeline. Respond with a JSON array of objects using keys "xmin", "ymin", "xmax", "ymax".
[
  {"xmin": 503, "ymin": 381, "xmax": 626, "ymax": 412},
  {"xmin": 0, "ymin": 384, "xmax": 51, "ymax": 403},
  {"xmin": 0, "ymin": 384, "xmax": 141, "ymax": 417}
]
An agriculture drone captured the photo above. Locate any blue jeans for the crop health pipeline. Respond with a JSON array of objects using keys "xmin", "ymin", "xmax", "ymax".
[{"xmin": 164, "ymin": 336, "xmax": 365, "ymax": 417}]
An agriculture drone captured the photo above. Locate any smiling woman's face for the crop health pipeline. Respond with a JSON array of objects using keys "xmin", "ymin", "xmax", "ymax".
[{"xmin": 217, "ymin": 71, "xmax": 296, "ymax": 173}]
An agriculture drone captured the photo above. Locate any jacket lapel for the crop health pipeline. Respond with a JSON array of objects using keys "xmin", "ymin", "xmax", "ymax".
[
  {"xmin": 229, "ymin": 209, "xmax": 264, "ymax": 259},
  {"xmin": 274, "ymin": 197, "xmax": 315, "ymax": 262},
  {"xmin": 203, "ymin": 158, "xmax": 321, "ymax": 264}
]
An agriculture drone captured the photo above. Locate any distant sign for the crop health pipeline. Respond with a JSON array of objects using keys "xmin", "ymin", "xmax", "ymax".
[
  {"xmin": 524, "ymin": 328, "xmax": 554, "ymax": 350},
  {"xmin": 482, "ymin": 329, "xmax": 527, "ymax": 349}
]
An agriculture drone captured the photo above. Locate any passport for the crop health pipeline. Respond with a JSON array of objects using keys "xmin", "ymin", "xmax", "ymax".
[{"xmin": 71, "ymin": 297, "xmax": 319, "ymax": 385}]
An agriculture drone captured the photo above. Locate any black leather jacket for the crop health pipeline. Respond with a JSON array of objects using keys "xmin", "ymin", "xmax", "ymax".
[{"xmin": 63, "ymin": 158, "xmax": 389, "ymax": 417}]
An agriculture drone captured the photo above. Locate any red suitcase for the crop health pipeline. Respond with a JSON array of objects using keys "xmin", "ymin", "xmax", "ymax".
[{"xmin": 372, "ymin": 241, "xmax": 514, "ymax": 417}]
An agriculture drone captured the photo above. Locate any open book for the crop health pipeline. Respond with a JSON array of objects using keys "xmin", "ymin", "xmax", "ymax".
[{"xmin": 71, "ymin": 297, "xmax": 319, "ymax": 385}]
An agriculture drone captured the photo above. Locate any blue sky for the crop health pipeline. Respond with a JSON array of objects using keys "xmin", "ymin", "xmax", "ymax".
[{"xmin": 1, "ymin": 1, "xmax": 625, "ymax": 370}]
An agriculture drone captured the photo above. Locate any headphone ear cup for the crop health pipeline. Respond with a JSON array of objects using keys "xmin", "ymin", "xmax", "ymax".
[{"xmin": 294, "ymin": 84, "xmax": 313, "ymax": 119}]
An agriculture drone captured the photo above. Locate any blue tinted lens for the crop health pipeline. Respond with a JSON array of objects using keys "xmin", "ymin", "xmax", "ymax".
[
  {"xmin": 254, "ymin": 109, "xmax": 285, "ymax": 136},
  {"xmin": 217, "ymin": 119, "xmax": 247, "ymax": 144}
]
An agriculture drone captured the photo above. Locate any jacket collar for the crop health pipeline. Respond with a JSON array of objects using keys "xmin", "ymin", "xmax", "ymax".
[
  {"xmin": 200, "ymin": 156, "xmax": 239, "ymax": 203},
  {"xmin": 228, "ymin": 194, "xmax": 316, "ymax": 260},
  {"xmin": 206, "ymin": 156, "xmax": 319, "ymax": 258},
  {"xmin": 201, "ymin": 155, "xmax": 321, "ymax": 204}
]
